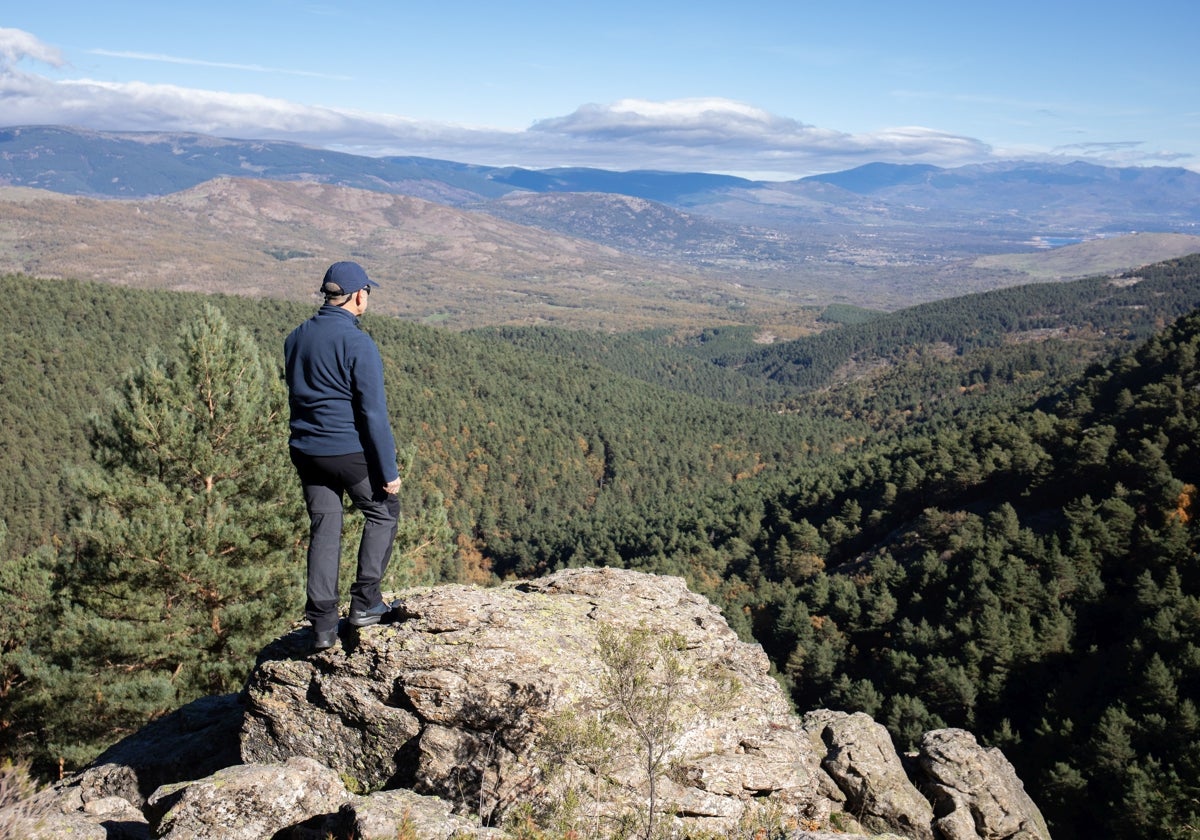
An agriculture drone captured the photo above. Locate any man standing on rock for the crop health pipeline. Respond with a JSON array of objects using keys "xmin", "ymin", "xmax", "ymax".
[{"xmin": 285, "ymin": 261, "xmax": 402, "ymax": 650}]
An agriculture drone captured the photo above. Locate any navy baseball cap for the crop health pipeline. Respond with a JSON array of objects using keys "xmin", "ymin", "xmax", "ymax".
[{"xmin": 320, "ymin": 261, "xmax": 380, "ymax": 295}]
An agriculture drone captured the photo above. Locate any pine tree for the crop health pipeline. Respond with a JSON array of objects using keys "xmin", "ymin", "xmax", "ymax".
[
  {"xmin": 0, "ymin": 523, "xmax": 56, "ymax": 766},
  {"xmin": 45, "ymin": 304, "xmax": 305, "ymax": 766}
]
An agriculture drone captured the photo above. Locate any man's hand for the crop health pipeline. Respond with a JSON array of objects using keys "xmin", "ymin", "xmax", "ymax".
[{"xmin": 384, "ymin": 477, "xmax": 402, "ymax": 495}]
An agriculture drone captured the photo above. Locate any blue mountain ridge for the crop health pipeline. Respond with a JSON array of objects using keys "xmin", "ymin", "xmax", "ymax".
[{"xmin": 2, "ymin": 125, "xmax": 1199, "ymax": 240}]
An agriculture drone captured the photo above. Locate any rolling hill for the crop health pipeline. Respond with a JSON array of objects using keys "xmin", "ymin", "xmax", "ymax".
[{"xmin": 0, "ymin": 178, "xmax": 798, "ymax": 330}]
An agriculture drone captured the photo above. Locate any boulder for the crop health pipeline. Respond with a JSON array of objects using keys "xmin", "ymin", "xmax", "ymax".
[
  {"xmin": 802, "ymin": 709, "xmax": 935, "ymax": 840},
  {"xmin": 145, "ymin": 756, "xmax": 348, "ymax": 840},
  {"xmin": 1, "ymin": 782, "xmax": 111, "ymax": 840},
  {"xmin": 43, "ymin": 692, "xmax": 243, "ymax": 838},
  {"xmin": 345, "ymin": 787, "xmax": 505, "ymax": 839},
  {"xmin": 917, "ymin": 728, "xmax": 1051, "ymax": 840},
  {"xmin": 789, "ymin": 835, "xmax": 910, "ymax": 840},
  {"xmin": 77, "ymin": 692, "xmax": 243, "ymax": 808},
  {"xmin": 21, "ymin": 810, "xmax": 110, "ymax": 840}
]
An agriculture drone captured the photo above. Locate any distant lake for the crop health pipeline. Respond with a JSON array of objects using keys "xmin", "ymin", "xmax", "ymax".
[{"xmin": 1037, "ymin": 236, "xmax": 1084, "ymax": 248}]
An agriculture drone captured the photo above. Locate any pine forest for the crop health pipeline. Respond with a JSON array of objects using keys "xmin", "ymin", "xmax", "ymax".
[{"xmin": 2, "ymin": 255, "xmax": 1200, "ymax": 838}]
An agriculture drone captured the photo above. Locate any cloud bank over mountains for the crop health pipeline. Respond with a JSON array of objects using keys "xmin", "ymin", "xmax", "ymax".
[{"xmin": 0, "ymin": 27, "xmax": 1159, "ymax": 179}]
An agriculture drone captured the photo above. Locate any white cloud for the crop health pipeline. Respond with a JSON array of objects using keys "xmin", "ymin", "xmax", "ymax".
[
  {"xmin": 533, "ymin": 97, "xmax": 813, "ymax": 142},
  {"xmin": 528, "ymin": 98, "xmax": 992, "ymax": 173},
  {"xmin": 57, "ymin": 79, "xmax": 355, "ymax": 135},
  {"xmin": 0, "ymin": 27, "xmax": 64, "ymax": 66}
]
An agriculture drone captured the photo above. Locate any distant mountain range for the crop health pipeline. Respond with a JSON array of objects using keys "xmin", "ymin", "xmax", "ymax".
[
  {"xmin": 5, "ymin": 125, "xmax": 1198, "ymax": 232},
  {"xmin": 3, "ymin": 125, "xmax": 1200, "ymax": 322}
]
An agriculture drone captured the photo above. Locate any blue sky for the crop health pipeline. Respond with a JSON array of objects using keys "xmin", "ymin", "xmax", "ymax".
[{"xmin": 3, "ymin": 1, "xmax": 1197, "ymax": 179}]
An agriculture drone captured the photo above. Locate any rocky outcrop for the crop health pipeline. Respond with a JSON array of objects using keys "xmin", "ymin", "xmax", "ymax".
[
  {"xmin": 38, "ymin": 567, "xmax": 1051, "ymax": 839},
  {"xmin": 241, "ymin": 566, "xmax": 803, "ymax": 825}
]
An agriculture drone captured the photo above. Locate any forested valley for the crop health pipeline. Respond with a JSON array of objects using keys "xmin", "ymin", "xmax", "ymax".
[{"xmin": 2, "ymin": 256, "xmax": 1199, "ymax": 838}]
